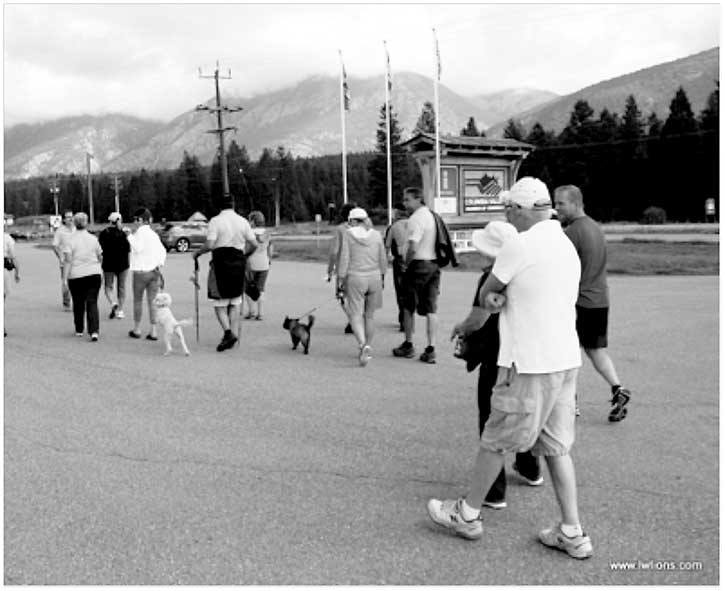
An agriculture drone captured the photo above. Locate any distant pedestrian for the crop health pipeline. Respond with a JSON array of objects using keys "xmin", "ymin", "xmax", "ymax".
[
  {"xmin": 4, "ymin": 229, "xmax": 20, "ymax": 336},
  {"xmin": 337, "ymin": 207, "xmax": 387, "ymax": 366},
  {"xmin": 554, "ymin": 184, "xmax": 631, "ymax": 422},
  {"xmin": 326, "ymin": 202, "xmax": 357, "ymax": 335},
  {"xmin": 384, "ymin": 202, "xmax": 408, "ymax": 332},
  {"xmin": 430, "ymin": 177, "xmax": 592, "ymax": 560},
  {"xmin": 98, "ymin": 212, "xmax": 130, "ymax": 319},
  {"xmin": 127, "ymin": 208, "xmax": 166, "ymax": 341},
  {"xmin": 63, "ymin": 212, "xmax": 103, "ymax": 341},
  {"xmin": 193, "ymin": 195, "xmax": 258, "ymax": 352},
  {"xmin": 52, "ymin": 210, "xmax": 75, "ymax": 311},
  {"xmin": 244, "ymin": 210, "xmax": 273, "ymax": 321},
  {"xmin": 392, "ymin": 187, "xmax": 439, "ymax": 363}
]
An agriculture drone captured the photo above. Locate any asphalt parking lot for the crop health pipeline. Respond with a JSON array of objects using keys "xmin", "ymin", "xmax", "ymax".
[{"xmin": 4, "ymin": 243, "xmax": 719, "ymax": 584}]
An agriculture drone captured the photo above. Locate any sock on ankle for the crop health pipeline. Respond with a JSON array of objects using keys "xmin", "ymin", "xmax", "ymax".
[
  {"xmin": 224, "ymin": 329, "xmax": 232, "ymax": 338},
  {"xmin": 460, "ymin": 499, "xmax": 480, "ymax": 521},
  {"xmin": 561, "ymin": 523, "xmax": 583, "ymax": 537},
  {"xmin": 611, "ymin": 384, "xmax": 621, "ymax": 395}
]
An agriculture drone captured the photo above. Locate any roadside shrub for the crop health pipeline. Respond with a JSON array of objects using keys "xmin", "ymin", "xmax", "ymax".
[{"xmin": 641, "ymin": 206, "xmax": 667, "ymax": 225}]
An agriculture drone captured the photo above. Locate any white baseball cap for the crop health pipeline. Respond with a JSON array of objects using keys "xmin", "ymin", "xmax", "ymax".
[
  {"xmin": 506, "ymin": 177, "xmax": 552, "ymax": 210},
  {"xmin": 348, "ymin": 207, "xmax": 368, "ymax": 221},
  {"xmin": 108, "ymin": 212, "xmax": 122, "ymax": 223}
]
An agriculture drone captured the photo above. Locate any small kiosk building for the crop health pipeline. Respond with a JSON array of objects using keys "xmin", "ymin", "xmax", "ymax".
[{"xmin": 401, "ymin": 132, "xmax": 534, "ymax": 251}]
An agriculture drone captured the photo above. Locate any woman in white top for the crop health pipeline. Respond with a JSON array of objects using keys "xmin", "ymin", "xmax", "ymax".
[
  {"xmin": 62, "ymin": 212, "xmax": 103, "ymax": 341},
  {"xmin": 243, "ymin": 210, "xmax": 273, "ymax": 320}
]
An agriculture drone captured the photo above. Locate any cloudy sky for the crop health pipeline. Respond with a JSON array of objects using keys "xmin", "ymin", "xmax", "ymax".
[{"xmin": 3, "ymin": 2, "xmax": 720, "ymax": 127}]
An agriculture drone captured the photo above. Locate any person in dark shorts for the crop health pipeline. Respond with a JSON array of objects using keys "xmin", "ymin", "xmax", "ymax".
[
  {"xmin": 554, "ymin": 184, "xmax": 631, "ymax": 422},
  {"xmin": 392, "ymin": 187, "xmax": 439, "ymax": 364}
]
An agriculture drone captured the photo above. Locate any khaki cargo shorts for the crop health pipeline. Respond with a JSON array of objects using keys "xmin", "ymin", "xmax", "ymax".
[{"xmin": 479, "ymin": 364, "xmax": 578, "ymax": 456}]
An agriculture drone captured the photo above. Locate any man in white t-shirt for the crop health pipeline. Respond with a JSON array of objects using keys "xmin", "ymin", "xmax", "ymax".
[
  {"xmin": 52, "ymin": 210, "xmax": 75, "ymax": 310},
  {"xmin": 194, "ymin": 196, "xmax": 258, "ymax": 352},
  {"xmin": 427, "ymin": 177, "xmax": 593, "ymax": 560},
  {"xmin": 392, "ymin": 187, "xmax": 440, "ymax": 363}
]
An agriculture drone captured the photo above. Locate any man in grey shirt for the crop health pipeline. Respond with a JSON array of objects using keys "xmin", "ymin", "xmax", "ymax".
[{"xmin": 554, "ymin": 184, "xmax": 631, "ymax": 422}]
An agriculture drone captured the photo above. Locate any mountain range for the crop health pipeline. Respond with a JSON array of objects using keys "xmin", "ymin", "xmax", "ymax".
[{"xmin": 3, "ymin": 47, "xmax": 718, "ymax": 180}]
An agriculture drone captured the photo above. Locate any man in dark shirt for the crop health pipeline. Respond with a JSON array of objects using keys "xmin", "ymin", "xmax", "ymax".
[
  {"xmin": 554, "ymin": 185, "xmax": 631, "ymax": 422},
  {"xmin": 98, "ymin": 212, "xmax": 131, "ymax": 319}
]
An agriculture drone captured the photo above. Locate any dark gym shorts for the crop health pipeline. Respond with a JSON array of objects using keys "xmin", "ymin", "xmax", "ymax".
[
  {"xmin": 402, "ymin": 260, "xmax": 440, "ymax": 316},
  {"xmin": 575, "ymin": 305, "xmax": 608, "ymax": 349}
]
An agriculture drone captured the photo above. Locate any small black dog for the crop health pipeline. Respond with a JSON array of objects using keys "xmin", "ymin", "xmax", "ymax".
[{"xmin": 283, "ymin": 314, "xmax": 315, "ymax": 354}]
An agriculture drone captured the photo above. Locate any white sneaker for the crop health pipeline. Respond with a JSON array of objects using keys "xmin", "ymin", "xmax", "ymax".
[
  {"xmin": 427, "ymin": 498, "xmax": 483, "ymax": 540},
  {"xmin": 116, "ymin": 310, "xmax": 125, "ymax": 319},
  {"xmin": 539, "ymin": 523, "xmax": 593, "ymax": 559},
  {"xmin": 481, "ymin": 499, "xmax": 507, "ymax": 510},
  {"xmin": 359, "ymin": 344, "xmax": 371, "ymax": 366}
]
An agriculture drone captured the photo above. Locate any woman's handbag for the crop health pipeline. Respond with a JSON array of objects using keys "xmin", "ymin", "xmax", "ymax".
[{"xmin": 4, "ymin": 257, "xmax": 15, "ymax": 271}]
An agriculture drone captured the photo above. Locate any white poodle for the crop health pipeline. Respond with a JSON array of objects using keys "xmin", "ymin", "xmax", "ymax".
[{"xmin": 152, "ymin": 292, "xmax": 192, "ymax": 356}]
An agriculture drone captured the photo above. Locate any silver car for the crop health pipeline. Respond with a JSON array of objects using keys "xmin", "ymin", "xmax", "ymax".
[{"xmin": 158, "ymin": 221, "xmax": 208, "ymax": 252}]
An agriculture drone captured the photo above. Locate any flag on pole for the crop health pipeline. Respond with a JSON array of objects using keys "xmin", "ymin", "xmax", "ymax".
[
  {"xmin": 434, "ymin": 29, "xmax": 441, "ymax": 81},
  {"xmin": 342, "ymin": 62, "xmax": 351, "ymax": 111},
  {"xmin": 384, "ymin": 42, "xmax": 392, "ymax": 92}
]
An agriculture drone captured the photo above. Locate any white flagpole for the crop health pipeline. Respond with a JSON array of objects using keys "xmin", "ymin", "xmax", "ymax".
[
  {"xmin": 339, "ymin": 50, "xmax": 349, "ymax": 205},
  {"xmin": 384, "ymin": 41, "xmax": 393, "ymax": 226},
  {"xmin": 433, "ymin": 28, "xmax": 442, "ymax": 207}
]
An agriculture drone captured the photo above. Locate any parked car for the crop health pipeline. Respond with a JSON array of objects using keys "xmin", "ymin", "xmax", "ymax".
[{"xmin": 157, "ymin": 221, "xmax": 208, "ymax": 252}]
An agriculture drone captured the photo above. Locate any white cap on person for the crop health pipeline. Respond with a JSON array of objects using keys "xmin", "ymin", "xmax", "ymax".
[
  {"xmin": 348, "ymin": 207, "xmax": 368, "ymax": 221},
  {"xmin": 506, "ymin": 177, "xmax": 552, "ymax": 210}
]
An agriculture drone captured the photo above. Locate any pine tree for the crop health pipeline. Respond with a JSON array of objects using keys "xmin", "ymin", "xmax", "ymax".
[
  {"xmin": 526, "ymin": 122, "xmax": 557, "ymax": 147},
  {"xmin": 647, "ymin": 112, "xmax": 663, "ymax": 137},
  {"xmin": 662, "ymin": 86, "xmax": 698, "ymax": 136},
  {"xmin": 415, "ymin": 101, "xmax": 437, "ymax": 134},
  {"xmin": 699, "ymin": 82, "xmax": 719, "ymax": 131},
  {"xmin": 503, "ymin": 118, "xmax": 525, "ymax": 141},
  {"xmin": 559, "ymin": 99, "xmax": 596, "ymax": 144},
  {"xmin": 594, "ymin": 108, "xmax": 620, "ymax": 142},
  {"xmin": 619, "ymin": 95, "xmax": 644, "ymax": 141},
  {"xmin": 461, "ymin": 116, "xmax": 479, "ymax": 137},
  {"xmin": 367, "ymin": 102, "xmax": 412, "ymax": 208}
]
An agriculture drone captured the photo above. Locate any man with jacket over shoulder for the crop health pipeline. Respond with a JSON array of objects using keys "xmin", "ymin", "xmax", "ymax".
[
  {"xmin": 194, "ymin": 195, "xmax": 258, "ymax": 352},
  {"xmin": 392, "ymin": 187, "xmax": 439, "ymax": 364}
]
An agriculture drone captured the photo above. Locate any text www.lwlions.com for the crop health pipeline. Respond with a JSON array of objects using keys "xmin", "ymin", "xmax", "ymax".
[{"xmin": 609, "ymin": 560, "xmax": 703, "ymax": 572}]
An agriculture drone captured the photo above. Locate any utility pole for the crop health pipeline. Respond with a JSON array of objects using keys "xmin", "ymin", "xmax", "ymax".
[
  {"xmin": 49, "ymin": 174, "xmax": 60, "ymax": 216},
  {"xmin": 197, "ymin": 61, "xmax": 243, "ymax": 207},
  {"xmin": 111, "ymin": 175, "xmax": 122, "ymax": 213},
  {"xmin": 86, "ymin": 152, "xmax": 95, "ymax": 225}
]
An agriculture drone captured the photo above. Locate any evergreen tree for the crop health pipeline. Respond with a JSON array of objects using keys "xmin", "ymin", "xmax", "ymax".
[
  {"xmin": 699, "ymin": 82, "xmax": 719, "ymax": 131},
  {"xmin": 415, "ymin": 101, "xmax": 437, "ymax": 134},
  {"xmin": 619, "ymin": 94, "xmax": 644, "ymax": 140},
  {"xmin": 367, "ymin": 102, "xmax": 411, "ymax": 208},
  {"xmin": 460, "ymin": 116, "xmax": 479, "ymax": 137},
  {"xmin": 503, "ymin": 118, "xmax": 525, "ymax": 141},
  {"xmin": 647, "ymin": 112, "xmax": 663, "ymax": 137},
  {"xmin": 594, "ymin": 108, "xmax": 620, "ymax": 142},
  {"xmin": 661, "ymin": 86, "xmax": 698, "ymax": 136},
  {"xmin": 558, "ymin": 99, "xmax": 596, "ymax": 144},
  {"xmin": 525, "ymin": 122, "xmax": 557, "ymax": 147}
]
